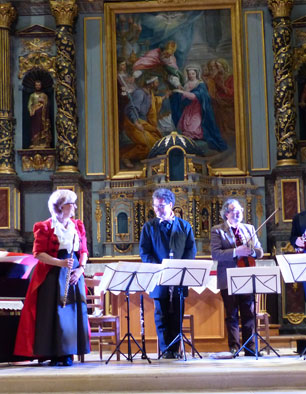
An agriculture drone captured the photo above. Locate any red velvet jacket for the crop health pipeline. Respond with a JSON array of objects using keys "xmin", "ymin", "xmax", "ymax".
[{"xmin": 14, "ymin": 218, "xmax": 88, "ymax": 357}]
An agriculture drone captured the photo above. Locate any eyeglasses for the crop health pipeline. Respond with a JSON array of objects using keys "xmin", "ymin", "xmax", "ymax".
[
  {"xmin": 228, "ymin": 207, "xmax": 243, "ymax": 213},
  {"xmin": 63, "ymin": 202, "xmax": 77, "ymax": 208},
  {"xmin": 153, "ymin": 204, "xmax": 168, "ymax": 209}
]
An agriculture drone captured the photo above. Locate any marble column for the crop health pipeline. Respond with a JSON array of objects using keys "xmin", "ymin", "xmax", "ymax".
[
  {"xmin": 0, "ymin": 3, "xmax": 16, "ymax": 174},
  {"xmin": 50, "ymin": 0, "xmax": 78, "ymax": 173},
  {"xmin": 268, "ymin": 0, "xmax": 298, "ymax": 166}
]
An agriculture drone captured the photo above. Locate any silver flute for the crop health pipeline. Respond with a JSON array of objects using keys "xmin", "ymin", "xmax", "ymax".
[{"xmin": 62, "ymin": 234, "xmax": 76, "ymax": 308}]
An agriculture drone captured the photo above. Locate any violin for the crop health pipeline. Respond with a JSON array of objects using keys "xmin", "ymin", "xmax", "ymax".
[
  {"xmin": 236, "ymin": 208, "xmax": 279, "ymax": 268},
  {"xmin": 237, "ymin": 256, "xmax": 256, "ymax": 268}
]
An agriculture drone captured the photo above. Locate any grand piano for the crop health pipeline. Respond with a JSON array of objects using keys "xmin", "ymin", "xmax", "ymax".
[{"xmin": 0, "ymin": 252, "xmax": 37, "ymax": 362}]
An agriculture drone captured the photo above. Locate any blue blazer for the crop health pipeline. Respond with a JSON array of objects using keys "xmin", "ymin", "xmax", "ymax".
[{"xmin": 139, "ymin": 217, "xmax": 197, "ymax": 298}]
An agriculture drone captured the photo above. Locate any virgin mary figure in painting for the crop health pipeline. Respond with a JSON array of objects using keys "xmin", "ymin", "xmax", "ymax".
[{"xmin": 169, "ymin": 64, "xmax": 227, "ymax": 153}]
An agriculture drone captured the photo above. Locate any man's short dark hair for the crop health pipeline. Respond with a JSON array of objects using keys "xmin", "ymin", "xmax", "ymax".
[{"xmin": 152, "ymin": 188, "xmax": 175, "ymax": 205}]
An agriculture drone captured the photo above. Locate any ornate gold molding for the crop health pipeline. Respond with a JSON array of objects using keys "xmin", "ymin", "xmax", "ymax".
[
  {"xmin": 22, "ymin": 153, "xmax": 54, "ymax": 171},
  {"xmin": 49, "ymin": 0, "xmax": 78, "ymax": 27},
  {"xmin": 18, "ymin": 52, "xmax": 56, "ymax": 79},
  {"xmin": 95, "ymin": 200, "xmax": 102, "ymax": 243},
  {"xmin": 268, "ymin": 0, "xmax": 293, "ymax": 18},
  {"xmin": 269, "ymin": 1, "xmax": 297, "ymax": 164},
  {"xmin": 286, "ymin": 312, "xmax": 305, "ymax": 325},
  {"xmin": 0, "ymin": 3, "xmax": 16, "ymax": 29},
  {"xmin": 105, "ymin": 202, "xmax": 111, "ymax": 242}
]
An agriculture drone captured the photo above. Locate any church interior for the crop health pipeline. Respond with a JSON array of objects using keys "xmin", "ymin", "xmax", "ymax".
[{"xmin": 1, "ymin": 0, "xmax": 306, "ymax": 392}]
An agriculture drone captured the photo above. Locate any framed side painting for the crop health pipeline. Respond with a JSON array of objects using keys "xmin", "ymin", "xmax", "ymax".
[{"xmin": 105, "ymin": 0, "xmax": 246, "ymax": 179}]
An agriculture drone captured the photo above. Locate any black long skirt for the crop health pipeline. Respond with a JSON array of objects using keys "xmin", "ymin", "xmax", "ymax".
[{"xmin": 33, "ymin": 249, "xmax": 90, "ymax": 358}]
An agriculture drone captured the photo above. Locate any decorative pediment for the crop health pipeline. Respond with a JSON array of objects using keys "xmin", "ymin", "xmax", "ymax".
[
  {"xmin": 17, "ymin": 24, "xmax": 55, "ymax": 38},
  {"xmin": 293, "ymin": 16, "xmax": 306, "ymax": 29}
]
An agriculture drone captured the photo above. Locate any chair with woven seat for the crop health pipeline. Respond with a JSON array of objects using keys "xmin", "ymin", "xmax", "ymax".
[{"xmin": 80, "ymin": 278, "xmax": 120, "ymax": 362}]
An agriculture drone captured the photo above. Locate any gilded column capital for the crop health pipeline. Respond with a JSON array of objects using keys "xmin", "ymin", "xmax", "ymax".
[
  {"xmin": 49, "ymin": 0, "xmax": 77, "ymax": 27},
  {"xmin": 268, "ymin": 0, "xmax": 293, "ymax": 18},
  {"xmin": 0, "ymin": 3, "xmax": 16, "ymax": 29}
]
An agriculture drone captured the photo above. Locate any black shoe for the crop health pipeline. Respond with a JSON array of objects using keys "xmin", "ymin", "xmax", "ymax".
[
  {"xmin": 161, "ymin": 350, "xmax": 175, "ymax": 359},
  {"xmin": 48, "ymin": 358, "xmax": 60, "ymax": 366},
  {"xmin": 172, "ymin": 351, "xmax": 182, "ymax": 359},
  {"xmin": 62, "ymin": 355, "xmax": 73, "ymax": 366},
  {"xmin": 230, "ymin": 347, "xmax": 239, "ymax": 357},
  {"xmin": 244, "ymin": 350, "xmax": 262, "ymax": 357}
]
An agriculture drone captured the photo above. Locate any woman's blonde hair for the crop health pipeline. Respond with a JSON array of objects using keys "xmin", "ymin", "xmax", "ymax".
[{"xmin": 48, "ymin": 189, "xmax": 77, "ymax": 219}]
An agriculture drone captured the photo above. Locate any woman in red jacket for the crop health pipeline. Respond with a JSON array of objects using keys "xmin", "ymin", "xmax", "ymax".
[{"xmin": 14, "ymin": 189, "xmax": 90, "ymax": 366}]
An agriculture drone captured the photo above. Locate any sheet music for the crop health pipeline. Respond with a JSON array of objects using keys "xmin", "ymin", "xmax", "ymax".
[
  {"xmin": 99, "ymin": 262, "xmax": 161, "ymax": 293},
  {"xmin": 227, "ymin": 266, "xmax": 281, "ymax": 295},
  {"xmin": 276, "ymin": 254, "xmax": 306, "ymax": 283},
  {"xmin": 159, "ymin": 259, "xmax": 213, "ymax": 287}
]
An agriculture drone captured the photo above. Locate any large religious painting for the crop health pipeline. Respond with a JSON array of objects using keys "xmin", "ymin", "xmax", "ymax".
[{"xmin": 105, "ymin": 0, "xmax": 246, "ymax": 179}]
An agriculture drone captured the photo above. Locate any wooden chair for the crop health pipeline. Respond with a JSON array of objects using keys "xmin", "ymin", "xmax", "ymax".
[
  {"xmin": 157, "ymin": 314, "xmax": 195, "ymax": 357},
  {"xmin": 80, "ymin": 278, "xmax": 120, "ymax": 362},
  {"xmin": 256, "ymin": 294, "xmax": 270, "ymax": 355}
]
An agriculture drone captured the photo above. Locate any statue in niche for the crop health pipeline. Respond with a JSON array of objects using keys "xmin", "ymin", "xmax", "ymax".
[{"xmin": 28, "ymin": 80, "xmax": 52, "ymax": 148}]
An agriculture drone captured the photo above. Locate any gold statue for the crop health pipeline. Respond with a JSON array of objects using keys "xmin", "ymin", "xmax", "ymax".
[{"xmin": 28, "ymin": 80, "xmax": 52, "ymax": 148}]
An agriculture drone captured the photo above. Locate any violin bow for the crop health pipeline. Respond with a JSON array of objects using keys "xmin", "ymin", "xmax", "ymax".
[
  {"xmin": 246, "ymin": 208, "xmax": 279, "ymax": 244},
  {"xmin": 63, "ymin": 233, "xmax": 76, "ymax": 308}
]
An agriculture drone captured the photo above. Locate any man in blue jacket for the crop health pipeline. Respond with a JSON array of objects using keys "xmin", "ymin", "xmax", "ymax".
[{"xmin": 139, "ymin": 188, "xmax": 197, "ymax": 359}]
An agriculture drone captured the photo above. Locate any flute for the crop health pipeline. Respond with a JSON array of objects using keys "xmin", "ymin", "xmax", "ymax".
[{"xmin": 62, "ymin": 233, "xmax": 76, "ymax": 308}]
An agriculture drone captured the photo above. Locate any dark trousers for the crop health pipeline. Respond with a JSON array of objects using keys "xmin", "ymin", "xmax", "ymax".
[
  {"xmin": 221, "ymin": 289, "xmax": 255, "ymax": 351},
  {"xmin": 154, "ymin": 296, "xmax": 184, "ymax": 353}
]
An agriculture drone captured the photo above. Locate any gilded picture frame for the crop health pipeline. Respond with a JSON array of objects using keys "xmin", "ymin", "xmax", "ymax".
[{"xmin": 105, "ymin": 0, "xmax": 246, "ymax": 179}]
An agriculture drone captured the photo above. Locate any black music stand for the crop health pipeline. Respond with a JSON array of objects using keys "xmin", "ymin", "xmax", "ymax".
[
  {"xmin": 276, "ymin": 254, "xmax": 306, "ymax": 358},
  {"xmin": 157, "ymin": 259, "xmax": 213, "ymax": 361},
  {"xmin": 100, "ymin": 262, "xmax": 160, "ymax": 364},
  {"xmin": 227, "ymin": 266, "xmax": 281, "ymax": 359}
]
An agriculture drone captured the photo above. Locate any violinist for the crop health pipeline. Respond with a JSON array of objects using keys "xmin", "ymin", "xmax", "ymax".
[{"xmin": 210, "ymin": 198, "xmax": 263, "ymax": 356}]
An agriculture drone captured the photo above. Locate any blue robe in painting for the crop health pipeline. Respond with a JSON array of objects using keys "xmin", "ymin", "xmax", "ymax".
[{"xmin": 170, "ymin": 81, "xmax": 227, "ymax": 152}]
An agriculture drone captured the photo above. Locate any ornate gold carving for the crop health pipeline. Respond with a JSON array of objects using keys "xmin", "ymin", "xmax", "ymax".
[
  {"xmin": 269, "ymin": 3, "xmax": 298, "ymax": 164},
  {"xmin": 53, "ymin": 22, "xmax": 78, "ymax": 171},
  {"xmin": 21, "ymin": 153, "xmax": 55, "ymax": 171},
  {"xmin": 0, "ymin": 3, "xmax": 16, "ymax": 29},
  {"xmin": 139, "ymin": 201, "xmax": 145, "ymax": 232},
  {"xmin": 95, "ymin": 200, "xmax": 102, "ymax": 243},
  {"xmin": 114, "ymin": 244, "xmax": 132, "ymax": 254},
  {"xmin": 22, "ymin": 38, "xmax": 53, "ymax": 53},
  {"xmin": 286, "ymin": 313, "xmax": 305, "ymax": 325},
  {"xmin": 152, "ymin": 160, "xmax": 165, "ymax": 175},
  {"xmin": 222, "ymin": 189, "xmax": 246, "ymax": 197},
  {"xmin": 56, "ymin": 165, "xmax": 79, "ymax": 173},
  {"xmin": 280, "ymin": 241, "xmax": 295, "ymax": 253},
  {"xmin": 0, "ymin": 118, "xmax": 15, "ymax": 173},
  {"xmin": 105, "ymin": 202, "xmax": 111, "ymax": 242},
  {"xmin": 50, "ymin": 0, "xmax": 78, "ymax": 27},
  {"xmin": 194, "ymin": 197, "xmax": 200, "ymax": 238},
  {"xmin": 187, "ymin": 158, "xmax": 196, "ymax": 173},
  {"xmin": 188, "ymin": 197, "xmax": 194, "ymax": 230},
  {"xmin": 134, "ymin": 201, "xmax": 139, "ymax": 242},
  {"xmin": 268, "ymin": 0, "xmax": 293, "ymax": 18},
  {"xmin": 18, "ymin": 52, "xmax": 56, "ymax": 79}
]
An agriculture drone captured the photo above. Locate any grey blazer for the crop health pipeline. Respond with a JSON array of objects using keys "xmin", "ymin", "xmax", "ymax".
[{"xmin": 210, "ymin": 222, "xmax": 264, "ymax": 290}]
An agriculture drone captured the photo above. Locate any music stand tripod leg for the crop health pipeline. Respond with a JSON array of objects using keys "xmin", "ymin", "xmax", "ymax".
[
  {"xmin": 158, "ymin": 288, "xmax": 202, "ymax": 361},
  {"xmin": 106, "ymin": 287, "xmax": 151, "ymax": 364}
]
